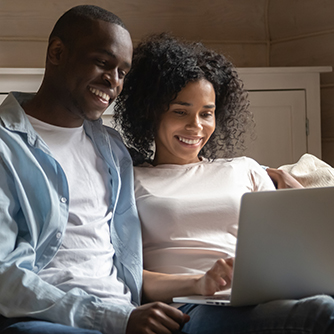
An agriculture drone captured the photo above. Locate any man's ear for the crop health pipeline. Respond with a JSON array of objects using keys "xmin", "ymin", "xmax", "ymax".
[{"xmin": 47, "ymin": 37, "xmax": 66, "ymax": 65}]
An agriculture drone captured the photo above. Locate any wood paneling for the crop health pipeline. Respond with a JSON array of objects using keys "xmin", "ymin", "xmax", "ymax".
[
  {"xmin": 270, "ymin": 33, "xmax": 334, "ymax": 85},
  {"xmin": 0, "ymin": 0, "xmax": 268, "ymax": 41},
  {"xmin": 0, "ymin": 40, "xmax": 268, "ymax": 69},
  {"xmin": 204, "ymin": 42, "xmax": 268, "ymax": 67},
  {"xmin": 116, "ymin": 0, "xmax": 268, "ymax": 41},
  {"xmin": 0, "ymin": 0, "xmax": 270, "ymax": 68},
  {"xmin": 322, "ymin": 140, "xmax": 334, "ymax": 167},
  {"xmin": 0, "ymin": 0, "xmax": 71, "ymax": 38},
  {"xmin": 320, "ymin": 87, "xmax": 334, "ymax": 138},
  {"xmin": 0, "ymin": 0, "xmax": 333, "ymax": 166},
  {"xmin": 0, "ymin": 41, "xmax": 47, "ymax": 68},
  {"xmin": 268, "ymin": 0, "xmax": 334, "ymax": 40}
]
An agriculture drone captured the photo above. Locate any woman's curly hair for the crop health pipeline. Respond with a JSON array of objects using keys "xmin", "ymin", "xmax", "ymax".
[{"xmin": 113, "ymin": 33, "xmax": 253, "ymax": 165}]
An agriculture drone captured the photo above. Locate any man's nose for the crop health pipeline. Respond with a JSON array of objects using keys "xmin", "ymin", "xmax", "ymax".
[{"xmin": 103, "ymin": 69, "xmax": 120, "ymax": 88}]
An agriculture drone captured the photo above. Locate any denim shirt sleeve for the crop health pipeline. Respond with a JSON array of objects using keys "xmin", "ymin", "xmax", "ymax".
[{"xmin": 0, "ymin": 93, "xmax": 141, "ymax": 334}]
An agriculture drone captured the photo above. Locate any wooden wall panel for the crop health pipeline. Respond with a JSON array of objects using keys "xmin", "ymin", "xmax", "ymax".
[
  {"xmin": 0, "ymin": 0, "xmax": 268, "ymax": 41},
  {"xmin": 0, "ymin": 41, "xmax": 47, "ymax": 68},
  {"xmin": 0, "ymin": 0, "xmax": 269, "ymax": 68},
  {"xmin": 203, "ymin": 42, "xmax": 268, "ymax": 67},
  {"xmin": 0, "ymin": 0, "xmax": 75, "ymax": 38},
  {"xmin": 322, "ymin": 140, "xmax": 334, "ymax": 167},
  {"xmin": 268, "ymin": 0, "xmax": 334, "ymax": 40},
  {"xmin": 320, "ymin": 86, "xmax": 334, "ymax": 166},
  {"xmin": 115, "ymin": 0, "xmax": 268, "ymax": 41},
  {"xmin": 0, "ymin": 41, "xmax": 268, "ymax": 69},
  {"xmin": 270, "ymin": 33, "xmax": 334, "ymax": 85},
  {"xmin": 321, "ymin": 88, "xmax": 334, "ymax": 139}
]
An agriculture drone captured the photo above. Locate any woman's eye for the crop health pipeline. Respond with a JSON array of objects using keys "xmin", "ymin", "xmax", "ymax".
[
  {"xmin": 173, "ymin": 110, "xmax": 185, "ymax": 115},
  {"xmin": 201, "ymin": 110, "xmax": 215, "ymax": 118}
]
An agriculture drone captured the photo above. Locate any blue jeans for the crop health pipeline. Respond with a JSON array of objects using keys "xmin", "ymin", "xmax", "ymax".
[
  {"xmin": 0, "ymin": 316, "xmax": 102, "ymax": 334},
  {"xmin": 1, "ymin": 295, "xmax": 334, "ymax": 333},
  {"xmin": 179, "ymin": 295, "xmax": 334, "ymax": 334},
  {"xmin": 0, "ymin": 316, "xmax": 186, "ymax": 334}
]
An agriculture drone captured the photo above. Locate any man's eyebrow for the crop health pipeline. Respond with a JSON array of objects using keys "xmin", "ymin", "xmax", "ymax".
[{"xmin": 98, "ymin": 49, "xmax": 131, "ymax": 69}]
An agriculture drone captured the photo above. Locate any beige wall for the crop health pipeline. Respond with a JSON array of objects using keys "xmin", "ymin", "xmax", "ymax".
[{"xmin": 0, "ymin": 0, "xmax": 333, "ymax": 165}]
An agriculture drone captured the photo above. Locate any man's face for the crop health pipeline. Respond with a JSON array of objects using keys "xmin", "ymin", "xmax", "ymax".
[{"xmin": 58, "ymin": 20, "xmax": 132, "ymax": 124}]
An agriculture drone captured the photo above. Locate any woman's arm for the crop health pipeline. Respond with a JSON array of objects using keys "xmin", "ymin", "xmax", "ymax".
[
  {"xmin": 142, "ymin": 258, "xmax": 234, "ymax": 303},
  {"xmin": 266, "ymin": 168, "xmax": 304, "ymax": 189}
]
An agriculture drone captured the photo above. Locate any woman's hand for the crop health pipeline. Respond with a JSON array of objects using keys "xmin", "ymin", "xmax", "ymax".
[
  {"xmin": 142, "ymin": 258, "xmax": 234, "ymax": 303},
  {"xmin": 266, "ymin": 168, "xmax": 303, "ymax": 189},
  {"xmin": 195, "ymin": 258, "xmax": 234, "ymax": 296}
]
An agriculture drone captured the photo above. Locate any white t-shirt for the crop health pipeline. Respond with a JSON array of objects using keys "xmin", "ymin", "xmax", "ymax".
[
  {"xmin": 27, "ymin": 115, "xmax": 132, "ymax": 305},
  {"xmin": 134, "ymin": 157, "xmax": 276, "ymax": 275}
]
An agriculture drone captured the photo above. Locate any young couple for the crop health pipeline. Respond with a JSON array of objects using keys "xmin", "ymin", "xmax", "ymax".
[{"xmin": 0, "ymin": 4, "xmax": 331, "ymax": 334}]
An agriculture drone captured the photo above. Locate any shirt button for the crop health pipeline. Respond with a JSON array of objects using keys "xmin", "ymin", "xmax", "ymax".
[
  {"xmin": 33, "ymin": 266, "xmax": 39, "ymax": 272},
  {"xmin": 60, "ymin": 197, "xmax": 67, "ymax": 203},
  {"xmin": 56, "ymin": 232, "xmax": 62, "ymax": 239}
]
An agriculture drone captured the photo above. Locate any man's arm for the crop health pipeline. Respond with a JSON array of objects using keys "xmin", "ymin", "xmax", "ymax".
[{"xmin": 0, "ymin": 155, "xmax": 136, "ymax": 334}]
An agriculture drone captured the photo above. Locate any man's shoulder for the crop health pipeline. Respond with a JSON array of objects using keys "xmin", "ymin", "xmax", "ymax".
[
  {"xmin": 86, "ymin": 121, "xmax": 132, "ymax": 165},
  {"xmin": 102, "ymin": 123, "xmax": 123, "ymax": 140}
]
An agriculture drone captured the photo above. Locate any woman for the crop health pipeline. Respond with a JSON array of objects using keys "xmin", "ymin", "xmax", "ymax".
[{"xmin": 114, "ymin": 33, "xmax": 334, "ymax": 334}]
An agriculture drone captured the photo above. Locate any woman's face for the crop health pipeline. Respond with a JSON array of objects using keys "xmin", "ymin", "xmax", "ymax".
[{"xmin": 153, "ymin": 79, "xmax": 216, "ymax": 165}]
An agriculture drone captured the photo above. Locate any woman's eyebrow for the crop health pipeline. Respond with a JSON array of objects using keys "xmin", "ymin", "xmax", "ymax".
[
  {"xmin": 171, "ymin": 101, "xmax": 215, "ymax": 108},
  {"xmin": 203, "ymin": 104, "xmax": 216, "ymax": 109},
  {"xmin": 171, "ymin": 100, "xmax": 192, "ymax": 106}
]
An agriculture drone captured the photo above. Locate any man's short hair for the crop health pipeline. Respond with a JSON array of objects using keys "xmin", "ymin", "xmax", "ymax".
[{"xmin": 49, "ymin": 5, "xmax": 127, "ymax": 46}]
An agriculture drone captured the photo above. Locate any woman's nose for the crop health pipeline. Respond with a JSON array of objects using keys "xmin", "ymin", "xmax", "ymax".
[{"xmin": 186, "ymin": 115, "xmax": 202, "ymax": 130}]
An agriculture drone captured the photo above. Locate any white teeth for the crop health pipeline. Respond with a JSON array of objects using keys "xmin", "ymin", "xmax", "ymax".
[
  {"xmin": 178, "ymin": 136, "xmax": 201, "ymax": 145},
  {"xmin": 90, "ymin": 87, "xmax": 110, "ymax": 102}
]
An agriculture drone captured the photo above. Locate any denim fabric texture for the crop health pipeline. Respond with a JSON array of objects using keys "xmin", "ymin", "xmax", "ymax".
[
  {"xmin": 179, "ymin": 295, "xmax": 334, "ymax": 333},
  {"xmin": 0, "ymin": 93, "xmax": 142, "ymax": 334}
]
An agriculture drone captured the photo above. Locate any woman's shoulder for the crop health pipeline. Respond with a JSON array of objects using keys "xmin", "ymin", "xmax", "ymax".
[
  {"xmin": 133, "ymin": 157, "xmax": 263, "ymax": 173},
  {"xmin": 212, "ymin": 156, "xmax": 262, "ymax": 168}
]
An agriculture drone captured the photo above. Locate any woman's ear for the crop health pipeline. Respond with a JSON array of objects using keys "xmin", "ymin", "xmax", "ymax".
[{"xmin": 47, "ymin": 37, "xmax": 66, "ymax": 65}]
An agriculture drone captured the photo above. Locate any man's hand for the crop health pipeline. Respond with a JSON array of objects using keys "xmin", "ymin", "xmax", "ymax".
[
  {"xmin": 266, "ymin": 168, "xmax": 303, "ymax": 189},
  {"xmin": 195, "ymin": 258, "xmax": 234, "ymax": 296},
  {"xmin": 126, "ymin": 302, "xmax": 190, "ymax": 334}
]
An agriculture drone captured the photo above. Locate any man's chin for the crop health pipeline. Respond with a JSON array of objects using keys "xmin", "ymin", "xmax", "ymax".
[{"xmin": 82, "ymin": 109, "xmax": 106, "ymax": 122}]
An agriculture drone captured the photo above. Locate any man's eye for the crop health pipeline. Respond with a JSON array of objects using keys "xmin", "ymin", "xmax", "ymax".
[
  {"xmin": 96, "ymin": 59, "xmax": 106, "ymax": 66},
  {"xmin": 118, "ymin": 70, "xmax": 126, "ymax": 79}
]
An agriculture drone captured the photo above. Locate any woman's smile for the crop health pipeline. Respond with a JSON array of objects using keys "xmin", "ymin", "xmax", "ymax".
[{"xmin": 176, "ymin": 135, "xmax": 202, "ymax": 145}]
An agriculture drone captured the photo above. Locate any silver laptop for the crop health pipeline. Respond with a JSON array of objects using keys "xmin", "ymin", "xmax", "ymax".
[{"xmin": 173, "ymin": 186, "xmax": 334, "ymax": 306}]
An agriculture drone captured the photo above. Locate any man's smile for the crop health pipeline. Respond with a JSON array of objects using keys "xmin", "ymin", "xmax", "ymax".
[{"xmin": 89, "ymin": 87, "xmax": 111, "ymax": 103}]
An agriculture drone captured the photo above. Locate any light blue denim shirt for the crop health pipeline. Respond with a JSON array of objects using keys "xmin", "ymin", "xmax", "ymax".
[{"xmin": 0, "ymin": 92, "xmax": 143, "ymax": 334}]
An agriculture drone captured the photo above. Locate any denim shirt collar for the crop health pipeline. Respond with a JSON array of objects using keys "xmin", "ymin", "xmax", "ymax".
[{"xmin": 0, "ymin": 92, "xmax": 42, "ymax": 147}]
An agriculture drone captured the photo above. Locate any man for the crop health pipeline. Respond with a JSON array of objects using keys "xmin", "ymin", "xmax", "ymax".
[{"xmin": 0, "ymin": 5, "xmax": 187, "ymax": 334}]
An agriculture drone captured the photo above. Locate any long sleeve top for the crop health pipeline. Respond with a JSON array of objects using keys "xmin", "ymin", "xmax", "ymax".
[{"xmin": 0, "ymin": 92, "xmax": 142, "ymax": 334}]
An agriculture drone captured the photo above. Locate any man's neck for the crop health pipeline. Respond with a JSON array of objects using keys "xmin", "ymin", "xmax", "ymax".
[{"xmin": 22, "ymin": 90, "xmax": 84, "ymax": 128}]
